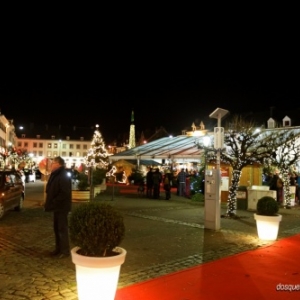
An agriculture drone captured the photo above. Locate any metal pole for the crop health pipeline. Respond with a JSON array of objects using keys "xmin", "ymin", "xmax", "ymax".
[
  {"xmin": 89, "ymin": 166, "xmax": 94, "ymax": 201},
  {"xmin": 111, "ymin": 177, "xmax": 115, "ymax": 201},
  {"xmin": 206, "ymin": 108, "xmax": 229, "ymax": 231},
  {"xmin": 217, "ymin": 113, "xmax": 221, "ymax": 173}
]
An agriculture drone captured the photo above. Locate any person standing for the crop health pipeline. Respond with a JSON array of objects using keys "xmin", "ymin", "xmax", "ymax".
[
  {"xmin": 44, "ymin": 156, "xmax": 72, "ymax": 258},
  {"xmin": 146, "ymin": 167, "xmax": 154, "ymax": 198},
  {"xmin": 163, "ymin": 170, "xmax": 172, "ymax": 200},
  {"xmin": 276, "ymin": 175, "xmax": 284, "ymax": 204},
  {"xmin": 152, "ymin": 168, "xmax": 162, "ymax": 199},
  {"xmin": 178, "ymin": 168, "xmax": 187, "ymax": 196}
]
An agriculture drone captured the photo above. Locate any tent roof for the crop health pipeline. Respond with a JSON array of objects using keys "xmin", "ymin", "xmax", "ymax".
[
  {"xmin": 109, "ymin": 126, "xmax": 300, "ymax": 164},
  {"xmin": 112, "ymin": 159, "xmax": 161, "ymax": 166},
  {"xmin": 109, "ymin": 135, "xmax": 204, "ymax": 162}
]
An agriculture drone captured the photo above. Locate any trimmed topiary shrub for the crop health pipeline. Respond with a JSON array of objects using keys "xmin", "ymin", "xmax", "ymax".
[
  {"xmin": 256, "ymin": 196, "xmax": 279, "ymax": 216},
  {"xmin": 76, "ymin": 172, "xmax": 89, "ymax": 190},
  {"xmin": 69, "ymin": 202, "xmax": 125, "ymax": 257}
]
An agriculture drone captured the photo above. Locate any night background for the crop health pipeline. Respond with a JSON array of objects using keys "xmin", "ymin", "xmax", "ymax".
[{"xmin": 1, "ymin": 48, "xmax": 299, "ymax": 144}]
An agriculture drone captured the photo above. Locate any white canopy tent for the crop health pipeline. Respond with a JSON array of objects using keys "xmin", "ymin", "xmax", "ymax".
[{"xmin": 109, "ymin": 135, "xmax": 207, "ymax": 167}]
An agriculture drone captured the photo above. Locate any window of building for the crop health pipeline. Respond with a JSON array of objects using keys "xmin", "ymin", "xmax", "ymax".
[
  {"xmin": 47, "ymin": 151, "xmax": 52, "ymax": 157},
  {"xmin": 33, "ymin": 151, "xmax": 37, "ymax": 156},
  {"xmin": 33, "ymin": 142, "xmax": 37, "ymax": 148},
  {"xmin": 21, "ymin": 134, "xmax": 26, "ymax": 138},
  {"xmin": 24, "ymin": 142, "xmax": 28, "ymax": 147},
  {"xmin": 83, "ymin": 145, "xmax": 88, "ymax": 149},
  {"xmin": 66, "ymin": 136, "xmax": 70, "ymax": 140},
  {"xmin": 76, "ymin": 152, "xmax": 80, "ymax": 157},
  {"xmin": 38, "ymin": 151, "xmax": 43, "ymax": 156},
  {"xmin": 62, "ymin": 144, "xmax": 66, "ymax": 149},
  {"xmin": 80, "ymin": 137, "xmax": 84, "ymax": 141},
  {"xmin": 54, "ymin": 143, "xmax": 58, "ymax": 149},
  {"xmin": 36, "ymin": 135, "xmax": 40, "ymax": 139},
  {"xmin": 53, "ymin": 151, "xmax": 58, "ymax": 156},
  {"xmin": 83, "ymin": 151, "xmax": 87, "ymax": 156},
  {"xmin": 76, "ymin": 144, "xmax": 80, "ymax": 149},
  {"xmin": 48, "ymin": 143, "xmax": 52, "ymax": 148},
  {"xmin": 39, "ymin": 143, "xmax": 43, "ymax": 148},
  {"xmin": 51, "ymin": 135, "xmax": 55, "ymax": 139},
  {"xmin": 69, "ymin": 144, "xmax": 74, "ymax": 149},
  {"xmin": 69, "ymin": 152, "xmax": 73, "ymax": 157},
  {"xmin": 18, "ymin": 142, "xmax": 22, "ymax": 147},
  {"xmin": 62, "ymin": 151, "xmax": 67, "ymax": 156}
]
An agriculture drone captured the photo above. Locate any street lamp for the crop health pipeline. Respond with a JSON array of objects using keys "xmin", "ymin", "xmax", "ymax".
[
  {"xmin": 202, "ymin": 134, "xmax": 211, "ymax": 170},
  {"xmin": 209, "ymin": 108, "xmax": 229, "ymax": 171},
  {"xmin": 203, "ymin": 108, "xmax": 229, "ymax": 231}
]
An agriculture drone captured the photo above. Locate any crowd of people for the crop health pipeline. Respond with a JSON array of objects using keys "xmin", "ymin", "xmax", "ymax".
[{"xmin": 144, "ymin": 167, "xmax": 203, "ymax": 200}]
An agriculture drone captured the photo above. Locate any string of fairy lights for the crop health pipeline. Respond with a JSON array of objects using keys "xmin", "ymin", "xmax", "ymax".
[
  {"xmin": 196, "ymin": 126, "xmax": 300, "ymax": 215},
  {"xmin": 84, "ymin": 125, "xmax": 109, "ymax": 169}
]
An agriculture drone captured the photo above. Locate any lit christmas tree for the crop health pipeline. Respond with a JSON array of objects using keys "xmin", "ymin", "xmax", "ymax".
[{"xmin": 84, "ymin": 125, "xmax": 109, "ymax": 169}]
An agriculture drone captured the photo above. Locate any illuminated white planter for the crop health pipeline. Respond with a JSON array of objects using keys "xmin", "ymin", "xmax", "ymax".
[
  {"xmin": 254, "ymin": 214, "xmax": 282, "ymax": 241},
  {"xmin": 71, "ymin": 246, "xmax": 127, "ymax": 300}
]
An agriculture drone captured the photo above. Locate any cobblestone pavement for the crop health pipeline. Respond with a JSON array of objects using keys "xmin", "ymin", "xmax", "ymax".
[{"xmin": 1, "ymin": 181, "xmax": 300, "ymax": 299}]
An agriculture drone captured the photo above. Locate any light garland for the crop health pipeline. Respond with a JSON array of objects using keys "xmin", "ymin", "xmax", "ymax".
[
  {"xmin": 195, "ymin": 122, "xmax": 295, "ymax": 217},
  {"xmin": 106, "ymin": 166, "xmax": 127, "ymax": 184},
  {"xmin": 84, "ymin": 126, "xmax": 109, "ymax": 169},
  {"xmin": 263, "ymin": 131, "xmax": 300, "ymax": 208}
]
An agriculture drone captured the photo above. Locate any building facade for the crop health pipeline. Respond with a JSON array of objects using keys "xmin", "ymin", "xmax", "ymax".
[{"xmin": 0, "ymin": 114, "xmax": 16, "ymax": 167}]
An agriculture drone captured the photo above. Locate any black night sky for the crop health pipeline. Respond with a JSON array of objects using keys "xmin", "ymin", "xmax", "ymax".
[{"xmin": 1, "ymin": 40, "xmax": 299, "ymax": 144}]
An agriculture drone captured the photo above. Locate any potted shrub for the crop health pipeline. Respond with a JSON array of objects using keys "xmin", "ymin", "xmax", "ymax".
[
  {"xmin": 76, "ymin": 172, "xmax": 89, "ymax": 191},
  {"xmin": 72, "ymin": 172, "xmax": 90, "ymax": 202},
  {"xmin": 254, "ymin": 196, "xmax": 282, "ymax": 241},
  {"xmin": 69, "ymin": 202, "xmax": 126, "ymax": 300}
]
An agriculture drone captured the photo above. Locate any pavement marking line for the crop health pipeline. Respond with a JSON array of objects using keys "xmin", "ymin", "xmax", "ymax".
[{"xmin": 126, "ymin": 212, "xmax": 205, "ymax": 228}]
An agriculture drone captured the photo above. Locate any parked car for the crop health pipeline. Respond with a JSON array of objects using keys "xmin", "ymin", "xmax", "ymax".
[{"xmin": 0, "ymin": 169, "xmax": 25, "ymax": 219}]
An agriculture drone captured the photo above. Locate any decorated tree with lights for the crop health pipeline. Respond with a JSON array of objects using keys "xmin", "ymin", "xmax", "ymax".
[
  {"xmin": 84, "ymin": 125, "xmax": 109, "ymax": 198},
  {"xmin": 200, "ymin": 115, "xmax": 286, "ymax": 217},
  {"xmin": 85, "ymin": 125, "xmax": 109, "ymax": 169},
  {"xmin": 263, "ymin": 128, "xmax": 300, "ymax": 208}
]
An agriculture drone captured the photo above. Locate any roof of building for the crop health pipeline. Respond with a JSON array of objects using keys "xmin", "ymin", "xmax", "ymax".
[{"xmin": 14, "ymin": 123, "xmax": 96, "ymax": 141}]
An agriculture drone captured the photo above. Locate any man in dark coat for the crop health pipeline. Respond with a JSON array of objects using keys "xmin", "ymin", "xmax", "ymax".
[
  {"xmin": 45, "ymin": 156, "xmax": 72, "ymax": 258},
  {"xmin": 152, "ymin": 168, "xmax": 162, "ymax": 199},
  {"xmin": 177, "ymin": 168, "xmax": 187, "ymax": 196},
  {"xmin": 146, "ymin": 167, "xmax": 154, "ymax": 198}
]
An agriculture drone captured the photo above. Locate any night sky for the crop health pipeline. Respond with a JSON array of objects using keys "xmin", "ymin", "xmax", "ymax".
[{"xmin": 1, "ymin": 56, "xmax": 299, "ymax": 144}]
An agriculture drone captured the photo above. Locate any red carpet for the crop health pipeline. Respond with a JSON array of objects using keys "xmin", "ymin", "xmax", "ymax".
[{"xmin": 116, "ymin": 234, "xmax": 300, "ymax": 300}]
